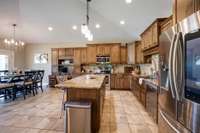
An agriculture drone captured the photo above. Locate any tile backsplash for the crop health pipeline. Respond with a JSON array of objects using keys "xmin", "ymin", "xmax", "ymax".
[{"xmin": 140, "ymin": 54, "xmax": 159, "ymax": 76}]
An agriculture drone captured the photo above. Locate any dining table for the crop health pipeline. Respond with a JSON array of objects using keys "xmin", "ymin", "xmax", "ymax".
[
  {"xmin": 0, "ymin": 74, "xmax": 25, "ymax": 83},
  {"xmin": 0, "ymin": 74, "xmax": 25, "ymax": 99}
]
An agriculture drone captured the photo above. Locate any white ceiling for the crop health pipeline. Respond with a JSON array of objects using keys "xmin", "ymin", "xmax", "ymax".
[{"xmin": 0, "ymin": 0, "xmax": 172, "ymax": 44}]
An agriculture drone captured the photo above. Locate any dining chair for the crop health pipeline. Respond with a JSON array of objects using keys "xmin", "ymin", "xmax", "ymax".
[
  {"xmin": 24, "ymin": 74, "xmax": 35, "ymax": 96},
  {"xmin": 0, "ymin": 83, "xmax": 14, "ymax": 100},
  {"xmin": 35, "ymin": 71, "xmax": 44, "ymax": 93},
  {"xmin": 9, "ymin": 75, "xmax": 26, "ymax": 100}
]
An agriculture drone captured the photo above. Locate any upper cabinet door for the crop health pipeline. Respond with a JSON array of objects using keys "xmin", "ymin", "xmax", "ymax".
[
  {"xmin": 135, "ymin": 41, "xmax": 144, "ymax": 64},
  {"xmin": 81, "ymin": 48, "xmax": 87, "ymax": 64},
  {"xmin": 52, "ymin": 48, "xmax": 58, "ymax": 65},
  {"xmin": 110, "ymin": 44, "xmax": 120, "ymax": 64},
  {"xmin": 161, "ymin": 16, "xmax": 173, "ymax": 33},
  {"xmin": 74, "ymin": 48, "xmax": 81, "ymax": 65},
  {"xmin": 152, "ymin": 23, "xmax": 158, "ymax": 46},
  {"xmin": 96, "ymin": 45, "xmax": 103, "ymax": 56},
  {"xmin": 120, "ymin": 46, "xmax": 127, "ymax": 64},
  {"xmin": 58, "ymin": 48, "xmax": 66, "ymax": 59},
  {"xmin": 96, "ymin": 45, "xmax": 110, "ymax": 56},
  {"xmin": 173, "ymin": 0, "xmax": 196, "ymax": 23},
  {"xmin": 66, "ymin": 48, "xmax": 74, "ymax": 57},
  {"xmin": 87, "ymin": 45, "xmax": 97, "ymax": 64},
  {"xmin": 104, "ymin": 45, "xmax": 111, "ymax": 56}
]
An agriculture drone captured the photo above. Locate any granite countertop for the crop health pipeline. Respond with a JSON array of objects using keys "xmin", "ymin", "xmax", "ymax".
[
  {"xmin": 131, "ymin": 73, "xmax": 159, "ymax": 88},
  {"xmin": 131, "ymin": 73, "xmax": 149, "ymax": 78},
  {"xmin": 143, "ymin": 78, "xmax": 159, "ymax": 89},
  {"xmin": 55, "ymin": 74, "xmax": 105, "ymax": 90}
]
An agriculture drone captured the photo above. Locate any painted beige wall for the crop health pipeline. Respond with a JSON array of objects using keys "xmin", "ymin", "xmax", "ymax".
[{"xmin": 0, "ymin": 39, "xmax": 25, "ymax": 69}]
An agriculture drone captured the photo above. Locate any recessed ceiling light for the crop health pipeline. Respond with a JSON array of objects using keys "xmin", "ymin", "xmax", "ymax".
[
  {"xmin": 72, "ymin": 25, "xmax": 77, "ymax": 30},
  {"xmin": 120, "ymin": 20, "xmax": 125, "ymax": 25},
  {"xmin": 95, "ymin": 24, "xmax": 100, "ymax": 29},
  {"xmin": 48, "ymin": 27, "xmax": 53, "ymax": 31},
  {"xmin": 125, "ymin": 0, "xmax": 132, "ymax": 4}
]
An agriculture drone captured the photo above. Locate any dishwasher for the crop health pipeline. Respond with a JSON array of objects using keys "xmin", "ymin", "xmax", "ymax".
[{"xmin": 145, "ymin": 82, "xmax": 158, "ymax": 123}]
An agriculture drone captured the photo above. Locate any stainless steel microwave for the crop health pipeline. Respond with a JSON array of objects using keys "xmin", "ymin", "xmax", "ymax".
[{"xmin": 96, "ymin": 56, "xmax": 110, "ymax": 63}]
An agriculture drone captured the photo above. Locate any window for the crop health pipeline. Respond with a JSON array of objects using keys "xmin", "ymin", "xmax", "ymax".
[{"xmin": 0, "ymin": 55, "xmax": 9, "ymax": 70}]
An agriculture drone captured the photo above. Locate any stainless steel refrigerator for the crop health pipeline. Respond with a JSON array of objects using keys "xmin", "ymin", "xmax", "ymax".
[{"xmin": 159, "ymin": 11, "xmax": 200, "ymax": 133}]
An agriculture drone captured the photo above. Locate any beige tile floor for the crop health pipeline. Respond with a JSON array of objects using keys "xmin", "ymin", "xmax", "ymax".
[{"xmin": 0, "ymin": 88, "xmax": 158, "ymax": 133}]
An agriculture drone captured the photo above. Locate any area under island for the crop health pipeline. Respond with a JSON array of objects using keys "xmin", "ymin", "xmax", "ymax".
[{"xmin": 56, "ymin": 74, "xmax": 106, "ymax": 133}]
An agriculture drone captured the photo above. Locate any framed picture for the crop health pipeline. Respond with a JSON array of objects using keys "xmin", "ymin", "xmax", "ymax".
[{"xmin": 34, "ymin": 53, "xmax": 48, "ymax": 64}]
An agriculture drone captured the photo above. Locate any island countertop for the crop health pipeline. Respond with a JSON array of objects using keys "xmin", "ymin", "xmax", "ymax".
[{"xmin": 55, "ymin": 74, "xmax": 105, "ymax": 89}]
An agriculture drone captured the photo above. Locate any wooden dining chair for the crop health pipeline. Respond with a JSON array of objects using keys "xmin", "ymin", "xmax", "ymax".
[
  {"xmin": 9, "ymin": 75, "xmax": 26, "ymax": 100},
  {"xmin": 0, "ymin": 83, "xmax": 14, "ymax": 100},
  {"xmin": 35, "ymin": 71, "xmax": 44, "ymax": 93}
]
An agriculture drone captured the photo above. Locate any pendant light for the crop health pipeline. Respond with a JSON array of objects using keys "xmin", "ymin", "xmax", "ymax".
[
  {"xmin": 81, "ymin": 0, "xmax": 93, "ymax": 41},
  {"xmin": 4, "ymin": 24, "xmax": 25, "ymax": 49}
]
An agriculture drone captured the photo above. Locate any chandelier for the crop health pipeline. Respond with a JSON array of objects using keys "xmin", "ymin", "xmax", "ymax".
[
  {"xmin": 4, "ymin": 24, "xmax": 25, "ymax": 47},
  {"xmin": 81, "ymin": 0, "xmax": 93, "ymax": 41}
]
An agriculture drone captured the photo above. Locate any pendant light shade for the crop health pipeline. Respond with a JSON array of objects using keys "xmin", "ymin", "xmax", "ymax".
[{"xmin": 81, "ymin": 0, "xmax": 93, "ymax": 41}]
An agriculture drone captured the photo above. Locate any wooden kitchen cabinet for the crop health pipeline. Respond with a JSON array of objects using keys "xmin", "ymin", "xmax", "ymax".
[
  {"xmin": 58, "ymin": 48, "xmax": 66, "ymax": 59},
  {"xmin": 111, "ymin": 74, "xmax": 131, "ymax": 90},
  {"xmin": 147, "ymin": 28, "xmax": 153, "ymax": 48},
  {"xmin": 135, "ymin": 41, "xmax": 144, "ymax": 64},
  {"xmin": 131, "ymin": 76, "xmax": 147, "ymax": 108},
  {"xmin": 96, "ymin": 45, "xmax": 111, "ymax": 56},
  {"xmin": 173, "ymin": 0, "xmax": 199, "ymax": 24},
  {"xmin": 123, "ymin": 75, "xmax": 132, "ymax": 89},
  {"xmin": 140, "ymin": 87, "xmax": 147, "ymax": 108},
  {"xmin": 80, "ymin": 48, "xmax": 87, "ymax": 64},
  {"xmin": 65, "ymin": 48, "xmax": 74, "ymax": 57},
  {"xmin": 110, "ymin": 44, "xmax": 120, "ymax": 64},
  {"xmin": 152, "ymin": 23, "xmax": 158, "ymax": 47},
  {"xmin": 96, "ymin": 45, "xmax": 103, "ymax": 56},
  {"xmin": 52, "ymin": 48, "xmax": 58, "ymax": 65},
  {"xmin": 161, "ymin": 16, "xmax": 173, "ymax": 32},
  {"xmin": 87, "ymin": 45, "xmax": 97, "ymax": 64},
  {"xmin": 132, "ymin": 77, "xmax": 141, "ymax": 100},
  {"xmin": 140, "ymin": 18, "xmax": 167, "ymax": 63},
  {"xmin": 141, "ymin": 19, "xmax": 166, "ymax": 51},
  {"xmin": 74, "ymin": 48, "xmax": 81, "ymax": 65},
  {"xmin": 104, "ymin": 45, "xmax": 111, "ymax": 56},
  {"xmin": 110, "ymin": 74, "xmax": 115, "ymax": 89},
  {"xmin": 141, "ymin": 34, "xmax": 145, "ymax": 50},
  {"xmin": 114, "ymin": 74, "xmax": 122, "ymax": 89},
  {"xmin": 120, "ymin": 46, "xmax": 127, "ymax": 64}
]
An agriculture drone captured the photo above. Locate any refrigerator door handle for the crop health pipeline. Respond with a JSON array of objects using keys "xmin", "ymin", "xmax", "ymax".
[
  {"xmin": 160, "ymin": 110, "xmax": 181, "ymax": 133},
  {"xmin": 172, "ymin": 32, "xmax": 183, "ymax": 101},
  {"xmin": 180, "ymin": 34, "xmax": 184, "ymax": 100},
  {"xmin": 168, "ymin": 34, "xmax": 176, "ymax": 99},
  {"xmin": 179, "ymin": 35, "xmax": 184, "ymax": 100}
]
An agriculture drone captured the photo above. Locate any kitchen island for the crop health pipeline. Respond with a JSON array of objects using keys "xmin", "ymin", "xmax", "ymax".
[{"xmin": 56, "ymin": 74, "xmax": 106, "ymax": 133}]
